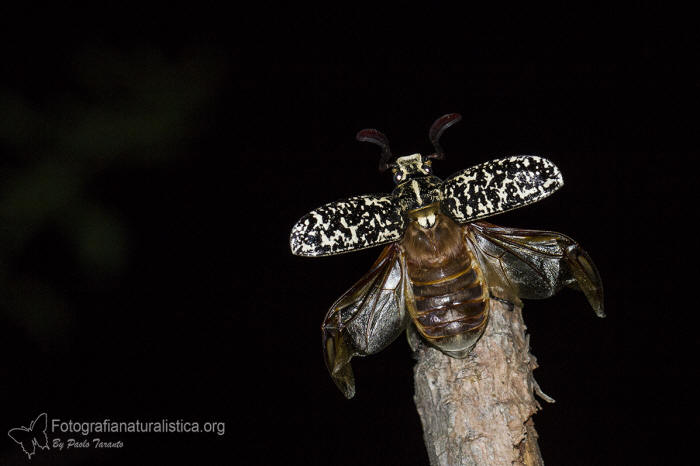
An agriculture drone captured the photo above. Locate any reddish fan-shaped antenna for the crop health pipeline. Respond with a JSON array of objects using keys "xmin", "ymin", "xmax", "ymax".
[
  {"xmin": 356, "ymin": 128, "xmax": 393, "ymax": 172},
  {"xmin": 428, "ymin": 113, "xmax": 462, "ymax": 160}
]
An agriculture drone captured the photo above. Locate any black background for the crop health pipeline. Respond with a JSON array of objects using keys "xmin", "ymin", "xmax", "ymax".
[{"xmin": 1, "ymin": 8, "xmax": 696, "ymax": 465}]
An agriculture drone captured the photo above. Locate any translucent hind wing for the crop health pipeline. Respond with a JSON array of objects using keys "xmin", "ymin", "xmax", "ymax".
[
  {"xmin": 467, "ymin": 222, "xmax": 604, "ymax": 317},
  {"xmin": 321, "ymin": 244, "xmax": 410, "ymax": 398}
]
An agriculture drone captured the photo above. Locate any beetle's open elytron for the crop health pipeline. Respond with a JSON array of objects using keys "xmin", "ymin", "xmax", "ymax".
[{"xmin": 290, "ymin": 114, "xmax": 604, "ymax": 399}]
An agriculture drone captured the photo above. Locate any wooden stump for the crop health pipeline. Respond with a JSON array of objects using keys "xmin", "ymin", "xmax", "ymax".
[{"xmin": 413, "ymin": 300, "xmax": 549, "ymax": 465}]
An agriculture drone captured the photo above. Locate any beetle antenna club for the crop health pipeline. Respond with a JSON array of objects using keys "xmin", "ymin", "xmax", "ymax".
[
  {"xmin": 428, "ymin": 113, "xmax": 462, "ymax": 160},
  {"xmin": 356, "ymin": 128, "xmax": 393, "ymax": 172}
]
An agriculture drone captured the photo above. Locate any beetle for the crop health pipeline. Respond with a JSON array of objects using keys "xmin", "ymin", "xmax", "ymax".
[{"xmin": 290, "ymin": 113, "xmax": 604, "ymax": 399}]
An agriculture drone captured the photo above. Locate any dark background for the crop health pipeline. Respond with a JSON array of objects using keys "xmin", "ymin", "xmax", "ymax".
[{"xmin": 1, "ymin": 9, "xmax": 696, "ymax": 465}]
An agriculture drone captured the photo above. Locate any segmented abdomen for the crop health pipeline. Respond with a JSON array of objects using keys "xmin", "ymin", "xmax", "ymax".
[
  {"xmin": 400, "ymin": 210, "xmax": 489, "ymax": 353},
  {"xmin": 411, "ymin": 252, "xmax": 488, "ymax": 340}
]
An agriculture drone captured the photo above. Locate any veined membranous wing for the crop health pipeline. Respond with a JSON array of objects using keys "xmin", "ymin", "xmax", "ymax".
[
  {"xmin": 321, "ymin": 244, "xmax": 410, "ymax": 398},
  {"xmin": 466, "ymin": 222, "xmax": 604, "ymax": 316}
]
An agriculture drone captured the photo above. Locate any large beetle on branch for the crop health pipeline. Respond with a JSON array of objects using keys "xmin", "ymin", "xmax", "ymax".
[{"xmin": 290, "ymin": 114, "xmax": 604, "ymax": 399}]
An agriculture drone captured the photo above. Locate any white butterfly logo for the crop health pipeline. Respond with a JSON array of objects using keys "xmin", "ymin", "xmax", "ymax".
[{"xmin": 7, "ymin": 413, "xmax": 50, "ymax": 460}]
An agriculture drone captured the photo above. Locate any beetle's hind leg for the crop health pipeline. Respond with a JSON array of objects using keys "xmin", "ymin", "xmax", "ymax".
[
  {"xmin": 490, "ymin": 295, "xmax": 517, "ymax": 312},
  {"xmin": 406, "ymin": 324, "xmax": 423, "ymax": 354}
]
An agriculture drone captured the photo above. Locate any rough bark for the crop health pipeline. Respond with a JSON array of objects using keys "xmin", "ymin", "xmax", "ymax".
[{"xmin": 413, "ymin": 300, "xmax": 549, "ymax": 466}]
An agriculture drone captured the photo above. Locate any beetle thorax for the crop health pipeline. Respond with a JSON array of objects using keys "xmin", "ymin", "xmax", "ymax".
[{"xmin": 392, "ymin": 176, "xmax": 443, "ymax": 218}]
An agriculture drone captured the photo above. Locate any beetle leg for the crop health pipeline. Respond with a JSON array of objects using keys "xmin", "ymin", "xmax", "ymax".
[
  {"xmin": 406, "ymin": 324, "xmax": 422, "ymax": 353},
  {"xmin": 490, "ymin": 295, "xmax": 517, "ymax": 312}
]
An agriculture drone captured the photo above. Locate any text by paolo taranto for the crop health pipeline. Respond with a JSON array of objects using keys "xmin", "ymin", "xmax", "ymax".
[{"xmin": 52, "ymin": 438, "xmax": 124, "ymax": 450}]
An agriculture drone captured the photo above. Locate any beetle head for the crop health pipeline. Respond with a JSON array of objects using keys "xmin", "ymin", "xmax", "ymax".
[{"xmin": 391, "ymin": 153, "xmax": 433, "ymax": 184}]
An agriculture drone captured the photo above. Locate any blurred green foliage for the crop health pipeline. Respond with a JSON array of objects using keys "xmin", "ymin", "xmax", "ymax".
[{"xmin": 0, "ymin": 46, "xmax": 228, "ymax": 346}]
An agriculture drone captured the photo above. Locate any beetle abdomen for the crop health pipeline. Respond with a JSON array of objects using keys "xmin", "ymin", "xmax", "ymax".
[{"xmin": 402, "ymin": 209, "xmax": 489, "ymax": 357}]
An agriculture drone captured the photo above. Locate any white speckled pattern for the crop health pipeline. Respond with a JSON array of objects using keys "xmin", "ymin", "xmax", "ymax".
[
  {"xmin": 290, "ymin": 195, "xmax": 404, "ymax": 256},
  {"xmin": 441, "ymin": 156, "xmax": 563, "ymax": 223}
]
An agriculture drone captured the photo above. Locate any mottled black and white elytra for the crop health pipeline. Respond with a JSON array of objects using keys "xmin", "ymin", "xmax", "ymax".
[{"xmin": 290, "ymin": 114, "xmax": 604, "ymax": 399}]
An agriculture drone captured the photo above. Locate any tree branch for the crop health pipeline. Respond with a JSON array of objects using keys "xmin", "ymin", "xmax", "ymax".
[{"xmin": 413, "ymin": 300, "xmax": 549, "ymax": 465}]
